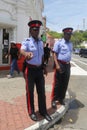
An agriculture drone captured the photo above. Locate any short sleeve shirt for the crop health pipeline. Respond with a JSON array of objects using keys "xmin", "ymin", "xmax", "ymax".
[
  {"xmin": 21, "ymin": 37, "xmax": 44, "ymax": 65},
  {"xmin": 53, "ymin": 38, "xmax": 73, "ymax": 62},
  {"xmin": 10, "ymin": 47, "xmax": 18, "ymax": 60}
]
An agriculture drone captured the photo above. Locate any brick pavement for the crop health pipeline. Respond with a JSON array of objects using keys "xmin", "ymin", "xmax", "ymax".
[{"xmin": 0, "ymin": 57, "xmax": 69, "ymax": 130}]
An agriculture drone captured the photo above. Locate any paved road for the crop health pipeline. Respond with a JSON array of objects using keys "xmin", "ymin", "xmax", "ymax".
[
  {"xmin": 0, "ymin": 57, "xmax": 69, "ymax": 130},
  {"xmin": 48, "ymin": 55, "xmax": 87, "ymax": 130},
  {"xmin": 0, "ymin": 55, "xmax": 87, "ymax": 130}
]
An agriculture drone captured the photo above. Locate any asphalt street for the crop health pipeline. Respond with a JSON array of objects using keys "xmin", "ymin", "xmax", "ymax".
[
  {"xmin": 0, "ymin": 55, "xmax": 87, "ymax": 130},
  {"xmin": 48, "ymin": 54, "xmax": 87, "ymax": 130}
]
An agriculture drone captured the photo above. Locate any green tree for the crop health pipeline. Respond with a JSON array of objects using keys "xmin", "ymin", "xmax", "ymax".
[
  {"xmin": 82, "ymin": 31, "xmax": 87, "ymax": 41},
  {"xmin": 47, "ymin": 30, "xmax": 87, "ymax": 48},
  {"xmin": 47, "ymin": 31, "xmax": 62, "ymax": 38},
  {"xmin": 71, "ymin": 31, "xmax": 83, "ymax": 48}
]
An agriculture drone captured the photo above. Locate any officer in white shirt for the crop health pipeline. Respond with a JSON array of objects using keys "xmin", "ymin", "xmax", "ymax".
[
  {"xmin": 51, "ymin": 27, "xmax": 73, "ymax": 108},
  {"xmin": 20, "ymin": 20, "xmax": 52, "ymax": 122}
]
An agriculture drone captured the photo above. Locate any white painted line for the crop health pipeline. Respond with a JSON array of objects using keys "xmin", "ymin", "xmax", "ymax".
[
  {"xmin": 24, "ymin": 92, "xmax": 70, "ymax": 130},
  {"xmin": 71, "ymin": 61, "xmax": 87, "ymax": 75},
  {"xmin": 72, "ymin": 58, "xmax": 87, "ymax": 66},
  {"xmin": 56, "ymin": 105, "xmax": 65, "ymax": 113},
  {"xmin": 24, "ymin": 119, "xmax": 48, "ymax": 130},
  {"xmin": 24, "ymin": 104, "xmax": 68, "ymax": 130},
  {"xmin": 24, "ymin": 61, "xmax": 87, "ymax": 130}
]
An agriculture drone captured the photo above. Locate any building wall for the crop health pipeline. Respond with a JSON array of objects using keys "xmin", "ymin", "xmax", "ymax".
[{"xmin": 0, "ymin": 0, "xmax": 44, "ymax": 70}]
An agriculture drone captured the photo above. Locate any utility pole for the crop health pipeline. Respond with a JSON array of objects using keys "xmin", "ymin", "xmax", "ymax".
[{"xmin": 77, "ymin": 24, "xmax": 79, "ymax": 32}]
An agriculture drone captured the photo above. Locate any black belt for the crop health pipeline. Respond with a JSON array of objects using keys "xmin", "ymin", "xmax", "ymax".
[
  {"xmin": 58, "ymin": 60, "xmax": 70, "ymax": 64},
  {"xmin": 27, "ymin": 63, "xmax": 42, "ymax": 69}
]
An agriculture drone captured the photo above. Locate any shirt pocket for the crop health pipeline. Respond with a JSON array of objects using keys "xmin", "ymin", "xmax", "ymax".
[
  {"xmin": 61, "ymin": 46, "xmax": 68, "ymax": 54},
  {"xmin": 29, "ymin": 45, "xmax": 38, "ymax": 57},
  {"xmin": 39, "ymin": 46, "xmax": 44, "ymax": 55}
]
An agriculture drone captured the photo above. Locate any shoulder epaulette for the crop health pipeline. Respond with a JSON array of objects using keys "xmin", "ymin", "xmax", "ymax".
[{"xmin": 26, "ymin": 38, "xmax": 30, "ymax": 41}]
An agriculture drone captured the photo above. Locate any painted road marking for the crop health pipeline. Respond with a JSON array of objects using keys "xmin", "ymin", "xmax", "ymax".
[
  {"xmin": 72, "ymin": 58, "xmax": 87, "ymax": 66},
  {"xmin": 71, "ymin": 61, "xmax": 87, "ymax": 75},
  {"xmin": 24, "ymin": 61, "xmax": 87, "ymax": 130}
]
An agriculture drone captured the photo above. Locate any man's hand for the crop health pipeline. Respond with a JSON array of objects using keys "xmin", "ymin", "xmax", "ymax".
[
  {"xmin": 56, "ymin": 64, "xmax": 63, "ymax": 73},
  {"xmin": 20, "ymin": 50, "xmax": 33, "ymax": 60},
  {"xmin": 56, "ymin": 64, "xmax": 60, "ymax": 71},
  {"xmin": 24, "ymin": 52, "xmax": 33, "ymax": 60}
]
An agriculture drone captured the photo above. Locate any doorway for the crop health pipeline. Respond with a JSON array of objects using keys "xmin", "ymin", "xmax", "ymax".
[{"xmin": 2, "ymin": 29, "xmax": 9, "ymax": 64}]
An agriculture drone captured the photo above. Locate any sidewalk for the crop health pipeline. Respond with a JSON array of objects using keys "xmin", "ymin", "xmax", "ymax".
[{"xmin": 0, "ymin": 57, "xmax": 70, "ymax": 130}]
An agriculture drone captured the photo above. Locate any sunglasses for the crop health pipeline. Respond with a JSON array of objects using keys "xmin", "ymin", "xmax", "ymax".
[{"xmin": 32, "ymin": 28, "xmax": 39, "ymax": 31}]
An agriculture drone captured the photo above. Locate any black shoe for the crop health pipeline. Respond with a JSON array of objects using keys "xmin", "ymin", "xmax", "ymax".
[
  {"xmin": 51, "ymin": 101, "xmax": 56, "ymax": 108},
  {"xmin": 40, "ymin": 113, "xmax": 52, "ymax": 122},
  {"xmin": 59, "ymin": 100, "xmax": 65, "ymax": 105},
  {"xmin": 29, "ymin": 113, "xmax": 38, "ymax": 121}
]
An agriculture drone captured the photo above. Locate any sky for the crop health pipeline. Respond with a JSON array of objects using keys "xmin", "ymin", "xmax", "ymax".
[{"xmin": 43, "ymin": 0, "xmax": 87, "ymax": 32}]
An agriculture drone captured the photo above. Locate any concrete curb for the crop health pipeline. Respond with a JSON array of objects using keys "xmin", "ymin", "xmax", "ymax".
[{"xmin": 24, "ymin": 91, "xmax": 70, "ymax": 130}]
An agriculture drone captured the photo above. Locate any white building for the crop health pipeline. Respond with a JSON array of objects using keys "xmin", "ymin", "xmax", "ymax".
[{"xmin": 0, "ymin": 0, "xmax": 44, "ymax": 70}]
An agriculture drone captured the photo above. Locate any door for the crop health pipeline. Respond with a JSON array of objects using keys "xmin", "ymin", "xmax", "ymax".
[
  {"xmin": 2, "ymin": 29, "xmax": 9, "ymax": 64},
  {"xmin": 0, "ymin": 29, "xmax": 2, "ymax": 65}
]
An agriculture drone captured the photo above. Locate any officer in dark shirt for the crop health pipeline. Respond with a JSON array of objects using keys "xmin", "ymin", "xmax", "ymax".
[{"xmin": 7, "ymin": 41, "xmax": 20, "ymax": 78}]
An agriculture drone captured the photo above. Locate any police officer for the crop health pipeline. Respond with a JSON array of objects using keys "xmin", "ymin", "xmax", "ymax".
[
  {"xmin": 20, "ymin": 20, "xmax": 52, "ymax": 122},
  {"xmin": 51, "ymin": 27, "xmax": 73, "ymax": 108}
]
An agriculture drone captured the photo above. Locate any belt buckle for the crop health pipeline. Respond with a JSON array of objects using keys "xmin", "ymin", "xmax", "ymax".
[
  {"xmin": 66, "ymin": 62, "xmax": 69, "ymax": 64},
  {"xmin": 36, "ymin": 65, "xmax": 41, "ymax": 68}
]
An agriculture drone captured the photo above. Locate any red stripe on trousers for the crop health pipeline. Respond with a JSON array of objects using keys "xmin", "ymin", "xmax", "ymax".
[
  {"xmin": 25, "ymin": 67, "xmax": 31, "ymax": 114},
  {"xmin": 51, "ymin": 69, "xmax": 56, "ymax": 101}
]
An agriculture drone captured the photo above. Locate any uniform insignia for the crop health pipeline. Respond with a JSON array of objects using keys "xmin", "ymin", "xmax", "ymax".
[
  {"xmin": 26, "ymin": 39, "xmax": 30, "ymax": 41},
  {"xmin": 31, "ymin": 46, "xmax": 34, "ymax": 48}
]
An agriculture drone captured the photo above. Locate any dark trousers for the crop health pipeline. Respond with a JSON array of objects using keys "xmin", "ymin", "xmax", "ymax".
[
  {"xmin": 44, "ymin": 54, "xmax": 49, "ymax": 64},
  {"xmin": 51, "ymin": 63, "xmax": 70, "ymax": 101},
  {"xmin": 25, "ymin": 66, "xmax": 47, "ymax": 115}
]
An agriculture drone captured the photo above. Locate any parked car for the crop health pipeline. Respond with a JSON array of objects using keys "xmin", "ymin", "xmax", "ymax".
[
  {"xmin": 79, "ymin": 48, "xmax": 87, "ymax": 57},
  {"xmin": 73, "ymin": 48, "xmax": 80, "ymax": 54}
]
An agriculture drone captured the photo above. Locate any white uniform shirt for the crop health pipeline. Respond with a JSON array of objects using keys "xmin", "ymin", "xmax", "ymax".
[
  {"xmin": 21, "ymin": 37, "xmax": 44, "ymax": 65},
  {"xmin": 53, "ymin": 38, "xmax": 73, "ymax": 62}
]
